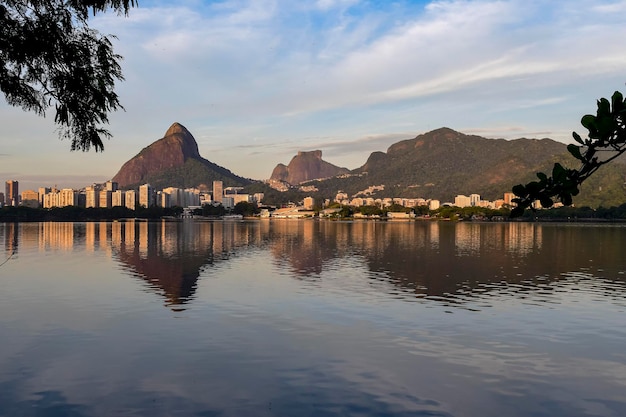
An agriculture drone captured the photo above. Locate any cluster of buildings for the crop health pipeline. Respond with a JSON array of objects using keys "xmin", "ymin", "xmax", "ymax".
[
  {"xmin": 331, "ymin": 189, "xmax": 541, "ymax": 210},
  {"xmin": 1, "ymin": 180, "xmax": 264, "ymax": 210},
  {"xmin": 3, "ymin": 177, "xmax": 544, "ymax": 214}
]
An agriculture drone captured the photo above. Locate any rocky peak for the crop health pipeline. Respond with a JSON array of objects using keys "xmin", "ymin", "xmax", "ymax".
[
  {"xmin": 270, "ymin": 150, "xmax": 349, "ymax": 185},
  {"xmin": 111, "ymin": 123, "xmax": 197, "ymax": 187}
]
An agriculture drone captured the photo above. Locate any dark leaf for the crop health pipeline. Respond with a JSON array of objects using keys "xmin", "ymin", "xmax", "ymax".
[
  {"xmin": 539, "ymin": 196, "xmax": 554, "ymax": 208},
  {"xmin": 567, "ymin": 144, "xmax": 583, "ymax": 161},
  {"xmin": 572, "ymin": 131, "xmax": 584, "ymax": 144},
  {"xmin": 512, "ymin": 184, "xmax": 528, "ymax": 198}
]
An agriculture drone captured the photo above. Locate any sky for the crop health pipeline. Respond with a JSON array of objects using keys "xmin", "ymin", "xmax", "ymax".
[{"xmin": 2, "ymin": 0, "xmax": 626, "ymax": 191}]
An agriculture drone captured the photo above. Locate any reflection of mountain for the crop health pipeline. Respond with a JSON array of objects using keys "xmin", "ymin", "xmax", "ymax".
[
  {"xmin": 262, "ymin": 220, "xmax": 626, "ymax": 302},
  {"xmin": 114, "ymin": 237, "xmax": 207, "ymax": 309},
  {"xmin": 6, "ymin": 220, "xmax": 626, "ymax": 308},
  {"xmin": 108, "ymin": 221, "xmax": 260, "ymax": 310}
]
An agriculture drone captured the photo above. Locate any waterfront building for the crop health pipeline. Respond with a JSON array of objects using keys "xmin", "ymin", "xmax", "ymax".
[
  {"xmin": 5, "ymin": 180, "xmax": 18, "ymax": 206},
  {"xmin": 112, "ymin": 190, "xmax": 125, "ymax": 207},
  {"xmin": 139, "ymin": 184, "xmax": 154, "ymax": 208},
  {"xmin": 105, "ymin": 181, "xmax": 118, "ymax": 192},
  {"xmin": 157, "ymin": 191, "xmax": 171, "ymax": 208},
  {"xmin": 43, "ymin": 192, "xmax": 60, "ymax": 208},
  {"xmin": 503, "ymin": 192, "xmax": 516, "ymax": 207},
  {"xmin": 21, "ymin": 190, "xmax": 39, "ymax": 208},
  {"xmin": 125, "ymin": 190, "xmax": 137, "ymax": 210},
  {"xmin": 222, "ymin": 196, "xmax": 234, "ymax": 209},
  {"xmin": 429, "ymin": 199, "xmax": 440, "ymax": 211},
  {"xmin": 38, "ymin": 187, "xmax": 51, "ymax": 206},
  {"xmin": 59, "ymin": 189, "xmax": 77, "ymax": 207},
  {"xmin": 454, "ymin": 195, "xmax": 472, "ymax": 208},
  {"xmin": 163, "ymin": 187, "xmax": 183, "ymax": 207},
  {"xmin": 184, "ymin": 188, "xmax": 201, "ymax": 207},
  {"xmin": 253, "ymin": 193, "xmax": 264, "ymax": 204},
  {"xmin": 99, "ymin": 190, "xmax": 112, "ymax": 209},
  {"xmin": 232, "ymin": 194, "xmax": 252, "ymax": 205},
  {"xmin": 212, "ymin": 181, "xmax": 223, "ymax": 204},
  {"xmin": 85, "ymin": 186, "xmax": 99, "ymax": 208}
]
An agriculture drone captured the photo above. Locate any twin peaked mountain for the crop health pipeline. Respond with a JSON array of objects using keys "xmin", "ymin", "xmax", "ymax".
[
  {"xmin": 110, "ymin": 123, "xmax": 626, "ymax": 207},
  {"xmin": 111, "ymin": 123, "xmax": 249, "ymax": 190}
]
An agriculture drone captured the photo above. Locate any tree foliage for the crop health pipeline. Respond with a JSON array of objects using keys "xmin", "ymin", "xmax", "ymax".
[
  {"xmin": 233, "ymin": 201, "xmax": 259, "ymax": 217},
  {"xmin": 0, "ymin": 0, "xmax": 136, "ymax": 151},
  {"xmin": 511, "ymin": 91, "xmax": 626, "ymax": 217}
]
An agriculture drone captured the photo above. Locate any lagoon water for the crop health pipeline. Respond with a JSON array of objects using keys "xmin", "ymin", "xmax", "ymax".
[{"xmin": 0, "ymin": 220, "xmax": 625, "ymax": 417}]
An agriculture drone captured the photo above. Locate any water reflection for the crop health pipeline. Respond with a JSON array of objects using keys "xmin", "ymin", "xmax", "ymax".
[
  {"xmin": 2, "ymin": 221, "xmax": 626, "ymax": 417},
  {"xmin": 2, "ymin": 221, "xmax": 626, "ymax": 309}
]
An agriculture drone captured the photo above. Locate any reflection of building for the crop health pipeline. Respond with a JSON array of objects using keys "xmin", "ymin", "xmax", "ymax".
[
  {"xmin": 455, "ymin": 223, "xmax": 481, "ymax": 255},
  {"xmin": 40, "ymin": 223, "xmax": 74, "ymax": 251},
  {"xmin": 3, "ymin": 222, "xmax": 18, "ymax": 254},
  {"xmin": 505, "ymin": 223, "xmax": 542, "ymax": 255}
]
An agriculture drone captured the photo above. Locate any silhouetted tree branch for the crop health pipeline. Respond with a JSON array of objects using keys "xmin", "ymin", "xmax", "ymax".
[
  {"xmin": 0, "ymin": 0, "xmax": 137, "ymax": 151},
  {"xmin": 511, "ymin": 90, "xmax": 626, "ymax": 217}
]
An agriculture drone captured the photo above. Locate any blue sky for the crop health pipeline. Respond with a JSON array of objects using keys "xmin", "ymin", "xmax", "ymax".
[{"xmin": 2, "ymin": 0, "xmax": 626, "ymax": 191}]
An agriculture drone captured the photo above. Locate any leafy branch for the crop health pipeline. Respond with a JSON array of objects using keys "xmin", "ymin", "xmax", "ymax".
[
  {"xmin": 511, "ymin": 91, "xmax": 626, "ymax": 217},
  {"xmin": 0, "ymin": 0, "xmax": 137, "ymax": 151}
]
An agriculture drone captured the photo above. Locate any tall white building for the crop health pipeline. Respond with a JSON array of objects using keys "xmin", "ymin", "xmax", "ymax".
[
  {"xmin": 125, "ymin": 190, "xmax": 137, "ymax": 210},
  {"xmin": 85, "ymin": 186, "xmax": 99, "ymax": 208},
  {"xmin": 112, "ymin": 190, "xmax": 125, "ymax": 207},
  {"xmin": 212, "ymin": 181, "xmax": 223, "ymax": 204},
  {"xmin": 139, "ymin": 184, "xmax": 154, "ymax": 208},
  {"xmin": 99, "ymin": 190, "xmax": 112, "ymax": 209},
  {"xmin": 105, "ymin": 181, "xmax": 118, "ymax": 192},
  {"xmin": 163, "ymin": 187, "xmax": 183, "ymax": 206},
  {"xmin": 59, "ymin": 189, "xmax": 77, "ymax": 207}
]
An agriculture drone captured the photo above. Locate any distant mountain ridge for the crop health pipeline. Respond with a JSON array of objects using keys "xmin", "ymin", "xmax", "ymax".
[
  {"xmin": 282, "ymin": 127, "xmax": 626, "ymax": 207},
  {"xmin": 111, "ymin": 123, "xmax": 250, "ymax": 190}
]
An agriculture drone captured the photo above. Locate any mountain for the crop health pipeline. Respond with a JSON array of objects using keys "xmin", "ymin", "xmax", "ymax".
[
  {"xmin": 296, "ymin": 127, "xmax": 626, "ymax": 207},
  {"xmin": 111, "ymin": 123, "xmax": 250, "ymax": 190},
  {"xmin": 270, "ymin": 150, "xmax": 350, "ymax": 185}
]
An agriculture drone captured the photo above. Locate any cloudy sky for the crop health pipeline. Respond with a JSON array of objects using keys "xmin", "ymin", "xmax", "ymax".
[{"xmin": 2, "ymin": 0, "xmax": 626, "ymax": 191}]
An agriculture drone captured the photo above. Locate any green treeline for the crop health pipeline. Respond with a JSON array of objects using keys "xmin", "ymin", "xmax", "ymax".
[
  {"xmin": 0, "ymin": 206, "xmax": 182, "ymax": 222},
  {"xmin": 4, "ymin": 203, "xmax": 626, "ymax": 222}
]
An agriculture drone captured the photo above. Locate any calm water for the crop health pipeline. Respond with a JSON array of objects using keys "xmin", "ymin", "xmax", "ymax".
[{"xmin": 0, "ymin": 220, "xmax": 625, "ymax": 417}]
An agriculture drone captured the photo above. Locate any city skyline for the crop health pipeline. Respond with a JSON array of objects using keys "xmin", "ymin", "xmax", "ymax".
[{"xmin": 2, "ymin": 0, "xmax": 626, "ymax": 191}]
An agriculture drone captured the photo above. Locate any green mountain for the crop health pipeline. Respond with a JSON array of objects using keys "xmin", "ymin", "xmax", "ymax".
[{"xmin": 295, "ymin": 127, "xmax": 626, "ymax": 207}]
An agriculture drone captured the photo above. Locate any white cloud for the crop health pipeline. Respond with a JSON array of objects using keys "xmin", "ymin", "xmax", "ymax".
[
  {"xmin": 315, "ymin": 0, "xmax": 360, "ymax": 11},
  {"xmin": 5, "ymin": 0, "xmax": 626, "ymax": 183}
]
